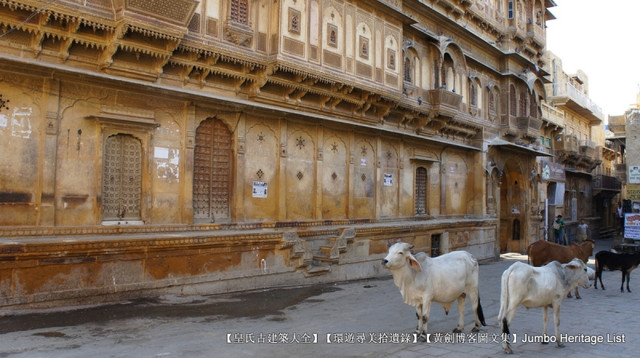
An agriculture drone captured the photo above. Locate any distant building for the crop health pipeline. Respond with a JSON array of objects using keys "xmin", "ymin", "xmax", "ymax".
[
  {"xmin": 609, "ymin": 93, "xmax": 640, "ymax": 215},
  {"xmin": 541, "ymin": 51, "xmax": 618, "ymax": 242}
]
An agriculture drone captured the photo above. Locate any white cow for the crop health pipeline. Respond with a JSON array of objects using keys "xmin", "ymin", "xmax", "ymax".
[
  {"xmin": 498, "ymin": 258, "xmax": 590, "ymax": 353},
  {"xmin": 382, "ymin": 242, "xmax": 486, "ymax": 341}
]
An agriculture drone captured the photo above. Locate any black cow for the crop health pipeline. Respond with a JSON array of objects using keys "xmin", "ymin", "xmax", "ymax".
[{"xmin": 594, "ymin": 250, "xmax": 640, "ymax": 292}]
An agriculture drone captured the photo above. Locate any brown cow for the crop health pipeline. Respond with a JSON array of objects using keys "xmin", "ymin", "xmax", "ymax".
[{"xmin": 527, "ymin": 239, "xmax": 596, "ymax": 299}]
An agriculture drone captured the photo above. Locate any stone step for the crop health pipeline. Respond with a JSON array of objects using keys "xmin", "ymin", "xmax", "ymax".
[{"xmin": 305, "ymin": 264, "xmax": 331, "ymax": 277}]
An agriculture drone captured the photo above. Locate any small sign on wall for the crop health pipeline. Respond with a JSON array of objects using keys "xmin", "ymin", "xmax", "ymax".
[
  {"xmin": 624, "ymin": 213, "xmax": 640, "ymax": 240},
  {"xmin": 630, "ymin": 166, "xmax": 640, "ymax": 184},
  {"xmin": 252, "ymin": 181, "xmax": 268, "ymax": 198},
  {"xmin": 383, "ymin": 173, "xmax": 393, "ymax": 186}
]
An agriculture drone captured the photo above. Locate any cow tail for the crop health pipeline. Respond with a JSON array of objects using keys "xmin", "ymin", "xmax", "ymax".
[{"xmin": 477, "ymin": 295, "xmax": 487, "ymax": 326}]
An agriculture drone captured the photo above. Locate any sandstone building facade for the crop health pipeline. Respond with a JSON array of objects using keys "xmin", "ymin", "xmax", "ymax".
[{"xmin": 1, "ymin": 0, "xmax": 571, "ymax": 308}]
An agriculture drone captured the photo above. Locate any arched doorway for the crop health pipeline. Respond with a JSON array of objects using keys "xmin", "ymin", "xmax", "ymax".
[{"xmin": 499, "ymin": 160, "xmax": 525, "ymax": 252}]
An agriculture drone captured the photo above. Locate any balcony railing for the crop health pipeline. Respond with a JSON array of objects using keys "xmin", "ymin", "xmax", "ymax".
[
  {"xmin": 541, "ymin": 102, "xmax": 564, "ymax": 127},
  {"xmin": 593, "ymin": 175, "xmax": 621, "ymax": 191},
  {"xmin": 580, "ymin": 139, "xmax": 596, "ymax": 158},
  {"xmin": 554, "ymin": 135, "xmax": 579, "ymax": 153},
  {"xmin": 552, "ymin": 82, "xmax": 604, "ymax": 121}
]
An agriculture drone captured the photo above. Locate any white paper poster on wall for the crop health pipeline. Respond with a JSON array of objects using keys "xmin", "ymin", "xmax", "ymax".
[
  {"xmin": 629, "ymin": 166, "xmax": 640, "ymax": 184},
  {"xmin": 252, "ymin": 181, "xmax": 268, "ymax": 198},
  {"xmin": 383, "ymin": 173, "xmax": 393, "ymax": 186}
]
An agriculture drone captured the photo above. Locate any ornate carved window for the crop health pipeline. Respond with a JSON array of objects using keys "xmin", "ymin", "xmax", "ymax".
[
  {"xmin": 103, "ymin": 134, "xmax": 142, "ymax": 221},
  {"xmin": 387, "ymin": 49, "xmax": 396, "ymax": 70},
  {"xmin": 288, "ymin": 8, "xmax": 301, "ymax": 34},
  {"xmin": 359, "ymin": 36, "xmax": 369, "ymax": 59},
  {"xmin": 530, "ymin": 93, "xmax": 538, "ymax": 118},
  {"xmin": 193, "ymin": 118, "xmax": 232, "ymax": 222},
  {"xmin": 230, "ymin": 0, "xmax": 249, "ymax": 25},
  {"xmin": 328, "ymin": 24, "xmax": 338, "ymax": 47},
  {"xmin": 519, "ymin": 90, "xmax": 527, "ymax": 117}
]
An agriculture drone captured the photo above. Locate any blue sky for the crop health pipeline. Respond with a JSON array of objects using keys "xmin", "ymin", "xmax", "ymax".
[{"xmin": 545, "ymin": 0, "xmax": 640, "ymax": 119}]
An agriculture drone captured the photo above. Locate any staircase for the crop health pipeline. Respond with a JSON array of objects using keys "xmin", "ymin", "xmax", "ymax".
[{"xmin": 282, "ymin": 227, "xmax": 356, "ymax": 277}]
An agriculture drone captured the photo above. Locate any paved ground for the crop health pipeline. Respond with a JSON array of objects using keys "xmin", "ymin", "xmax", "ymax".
[{"xmin": 1, "ymin": 237, "xmax": 638, "ymax": 358}]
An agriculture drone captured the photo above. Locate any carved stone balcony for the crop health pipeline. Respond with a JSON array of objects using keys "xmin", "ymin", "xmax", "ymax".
[
  {"xmin": 576, "ymin": 140, "xmax": 600, "ymax": 171},
  {"xmin": 428, "ymin": 89, "xmax": 462, "ymax": 119},
  {"xmin": 580, "ymin": 141, "xmax": 596, "ymax": 159},
  {"xmin": 508, "ymin": 115, "xmax": 542, "ymax": 140},
  {"xmin": 555, "ymin": 135, "xmax": 579, "ymax": 163},
  {"xmin": 117, "ymin": 0, "xmax": 199, "ymax": 27},
  {"xmin": 593, "ymin": 175, "xmax": 622, "ymax": 198}
]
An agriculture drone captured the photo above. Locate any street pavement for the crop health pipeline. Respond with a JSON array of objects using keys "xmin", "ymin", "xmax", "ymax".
[{"xmin": 1, "ymin": 236, "xmax": 638, "ymax": 358}]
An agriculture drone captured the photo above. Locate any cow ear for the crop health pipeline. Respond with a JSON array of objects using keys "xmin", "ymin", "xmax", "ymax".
[
  {"xmin": 565, "ymin": 259, "xmax": 582, "ymax": 270},
  {"xmin": 408, "ymin": 254, "xmax": 422, "ymax": 272}
]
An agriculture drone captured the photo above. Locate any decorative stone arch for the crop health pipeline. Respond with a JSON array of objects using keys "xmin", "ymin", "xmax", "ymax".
[
  {"xmin": 403, "ymin": 46, "xmax": 420, "ymax": 87},
  {"xmin": 356, "ymin": 21, "xmax": 373, "ymax": 64},
  {"xmin": 88, "ymin": 108, "xmax": 157, "ymax": 225},
  {"xmin": 442, "ymin": 53, "xmax": 456, "ymax": 92},
  {"xmin": 468, "ymin": 75, "xmax": 482, "ymax": 114},
  {"xmin": 285, "ymin": 126, "xmax": 316, "ymax": 220},
  {"xmin": 384, "ymin": 34, "xmax": 399, "ymax": 72},
  {"xmin": 321, "ymin": 133, "xmax": 348, "ymax": 219},
  {"xmin": 440, "ymin": 42, "xmax": 468, "ymax": 93},
  {"xmin": 322, "ymin": 5, "xmax": 343, "ymax": 53},
  {"xmin": 531, "ymin": 79, "xmax": 546, "ymax": 119}
]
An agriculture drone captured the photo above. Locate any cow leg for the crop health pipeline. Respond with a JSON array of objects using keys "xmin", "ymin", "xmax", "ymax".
[
  {"xmin": 453, "ymin": 295, "xmax": 465, "ymax": 333},
  {"xmin": 595, "ymin": 266, "xmax": 605, "ymax": 290},
  {"xmin": 541, "ymin": 306, "xmax": 549, "ymax": 344},
  {"xmin": 621, "ymin": 270, "xmax": 626, "ymax": 293},
  {"xmin": 468, "ymin": 290, "xmax": 485, "ymax": 332},
  {"xmin": 552, "ymin": 303, "xmax": 564, "ymax": 348},
  {"xmin": 419, "ymin": 301, "xmax": 431, "ymax": 342},
  {"xmin": 500, "ymin": 302, "xmax": 520, "ymax": 354},
  {"xmin": 501, "ymin": 307, "xmax": 518, "ymax": 354},
  {"xmin": 574, "ymin": 287, "xmax": 581, "ymax": 299},
  {"xmin": 626, "ymin": 271, "xmax": 632, "ymax": 293},
  {"xmin": 414, "ymin": 305, "xmax": 426, "ymax": 341}
]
